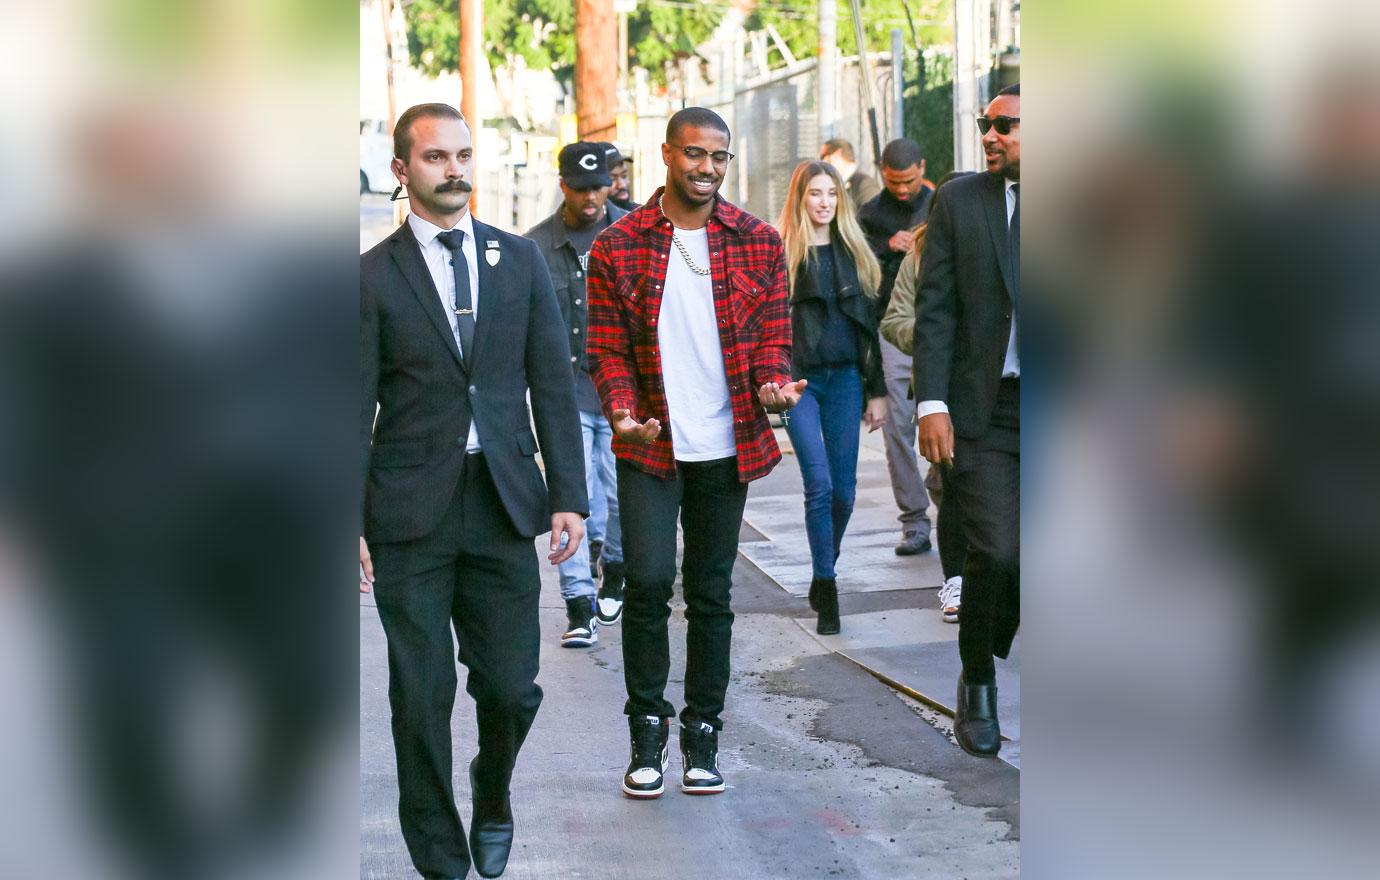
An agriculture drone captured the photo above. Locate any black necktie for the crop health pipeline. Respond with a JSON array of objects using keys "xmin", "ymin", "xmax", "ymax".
[
  {"xmin": 435, "ymin": 229, "xmax": 476, "ymax": 369},
  {"xmin": 1009, "ymin": 182, "xmax": 1020, "ymax": 365},
  {"xmin": 1009, "ymin": 183, "xmax": 1020, "ymax": 270}
]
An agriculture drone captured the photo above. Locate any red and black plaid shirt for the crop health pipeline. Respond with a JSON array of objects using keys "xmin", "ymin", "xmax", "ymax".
[{"xmin": 587, "ymin": 187, "xmax": 793, "ymax": 482}]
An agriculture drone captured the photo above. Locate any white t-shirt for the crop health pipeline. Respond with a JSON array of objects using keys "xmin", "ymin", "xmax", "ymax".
[{"xmin": 657, "ymin": 226, "xmax": 737, "ymax": 461}]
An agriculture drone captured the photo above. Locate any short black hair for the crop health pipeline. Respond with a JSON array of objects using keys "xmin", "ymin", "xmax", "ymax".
[
  {"xmin": 935, "ymin": 170, "xmax": 973, "ymax": 192},
  {"xmin": 880, "ymin": 138, "xmax": 923, "ymax": 171},
  {"xmin": 666, "ymin": 107, "xmax": 730, "ymax": 144},
  {"xmin": 394, "ymin": 103, "xmax": 466, "ymax": 160},
  {"xmin": 821, "ymin": 138, "xmax": 856, "ymax": 162},
  {"xmin": 997, "ymin": 82, "xmax": 1020, "ymax": 97}
]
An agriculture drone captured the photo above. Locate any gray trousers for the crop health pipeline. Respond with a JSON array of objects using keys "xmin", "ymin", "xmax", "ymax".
[{"xmin": 880, "ymin": 338, "xmax": 932, "ymax": 532}]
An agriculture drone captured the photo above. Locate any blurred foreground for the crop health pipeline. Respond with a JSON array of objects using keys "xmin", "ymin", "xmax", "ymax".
[
  {"xmin": 1026, "ymin": 1, "xmax": 1380, "ymax": 877},
  {"xmin": 0, "ymin": 3, "xmax": 358, "ymax": 878},
  {"xmin": 3, "ymin": 1, "xmax": 1380, "ymax": 877}
]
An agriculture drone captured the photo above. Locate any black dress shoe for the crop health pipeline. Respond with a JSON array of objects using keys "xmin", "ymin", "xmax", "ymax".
[
  {"xmin": 469, "ymin": 766, "xmax": 514, "ymax": 878},
  {"xmin": 954, "ymin": 674, "xmax": 1001, "ymax": 757}
]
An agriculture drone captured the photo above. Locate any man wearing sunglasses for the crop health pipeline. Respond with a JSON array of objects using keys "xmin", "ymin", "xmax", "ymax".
[
  {"xmin": 913, "ymin": 82, "xmax": 1021, "ymax": 758},
  {"xmin": 586, "ymin": 107, "xmax": 801, "ymax": 800}
]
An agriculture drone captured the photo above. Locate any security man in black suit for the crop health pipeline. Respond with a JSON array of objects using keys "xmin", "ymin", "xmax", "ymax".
[
  {"xmin": 360, "ymin": 103, "xmax": 588, "ymax": 879},
  {"xmin": 913, "ymin": 83, "xmax": 1021, "ymax": 758}
]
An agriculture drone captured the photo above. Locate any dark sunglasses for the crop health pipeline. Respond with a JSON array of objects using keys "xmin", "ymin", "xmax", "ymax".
[
  {"xmin": 673, "ymin": 144, "xmax": 735, "ymax": 166},
  {"xmin": 976, "ymin": 115, "xmax": 1020, "ymax": 136}
]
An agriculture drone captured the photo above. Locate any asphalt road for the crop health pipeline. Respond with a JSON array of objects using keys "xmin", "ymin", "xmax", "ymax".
[{"xmin": 360, "ymin": 533, "xmax": 1019, "ymax": 879}]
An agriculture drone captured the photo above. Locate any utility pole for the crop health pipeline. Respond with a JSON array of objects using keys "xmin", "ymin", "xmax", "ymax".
[
  {"xmin": 952, "ymin": 0, "xmax": 993, "ymax": 172},
  {"xmin": 459, "ymin": 0, "xmax": 482, "ymax": 212},
  {"xmin": 575, "ymin": 0, "xmax": 618, "ymax": 141},
  {"xmin": 891, "ymin": 28, "xmax": 904, "ymax": 142},
  {"xmin": 846, "ymin": 0, "xmax": 882, "ymax": 169},
  {"xmin": 614, "ymin": 0, "xmax": 637, "ymax": 99},
  {"xmin": 818, "ymin": 0, "xmax": 837, "ymax": 142},
  {"xmin": 380, "ymin": 0, "xmax": 397, "ymax": 133},
  {"xmin": 381, "ymin": 0, "xmax": 406, "ymax": 226},
  {"xmin": 997, "ymin": 0, "xmax": 1016, "ymax": 52}
]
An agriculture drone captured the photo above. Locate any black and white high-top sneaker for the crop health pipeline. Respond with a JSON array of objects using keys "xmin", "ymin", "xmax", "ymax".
[
  {"xmin": 561, "ymin": 596, "xmax": 598, "ymax": 648},
  {"xmin": 596, "ymin": 561, "xmax": 625, "ymax": 625},
  {"xmin": 622, "ymin": 715, "xmax": 670, "ymax": 799},
  {"xmin": 679, "ymin": 721, "xmax": 725, "ymax": 795}
]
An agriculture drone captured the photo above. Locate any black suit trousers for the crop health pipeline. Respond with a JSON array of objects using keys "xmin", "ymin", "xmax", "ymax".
[
  {"xmin": 948, "ymin": 378, "xmax": 1020, "ymax": 684},
  {"xmin": 371, "ymin": 453, "xmax": 542, "ymax": 880}
]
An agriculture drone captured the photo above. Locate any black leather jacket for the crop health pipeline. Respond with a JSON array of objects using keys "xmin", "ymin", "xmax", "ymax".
[{"xmin": 788, "ymin": 238, "xmax": 886, "ymax": 402}]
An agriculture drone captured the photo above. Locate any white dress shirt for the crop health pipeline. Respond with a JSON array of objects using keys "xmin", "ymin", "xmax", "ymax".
[
  {"xmin": 408, "ymin": 210, "xmax": 483, "ymax": 451},
  {"xmin": 917, "ymin": 177, "xmax": 1019, "ymax": 421}
]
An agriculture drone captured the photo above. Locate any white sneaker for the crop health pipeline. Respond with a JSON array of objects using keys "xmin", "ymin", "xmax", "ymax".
[{"xmin": 939, "ymin": 576, "xmax": 962, "ymax": 624}]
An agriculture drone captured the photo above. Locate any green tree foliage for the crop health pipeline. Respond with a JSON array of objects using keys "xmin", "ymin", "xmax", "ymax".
[
  {"xmin": 628, "ymin": 3, "xmax": 720, "ymax": 83},
  {"xmin": 904, "ymin": 49, "xmax": 955, "ymax": 179},
  {"xmin": 404, "ymin": 0, "xmax": 574, "ymax": 81},
  {"xmin": 403, "ymin": 0, "xmax": 953, "ymax": 87},
  {"xmin": 746, "ymin": 0, "xmax": 952, "ymax": 62}
]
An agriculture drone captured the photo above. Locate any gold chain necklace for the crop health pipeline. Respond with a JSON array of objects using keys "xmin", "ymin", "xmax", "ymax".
[{"xmin": 660, "ymin": 195, "xmax": 712, "ymax": 276}]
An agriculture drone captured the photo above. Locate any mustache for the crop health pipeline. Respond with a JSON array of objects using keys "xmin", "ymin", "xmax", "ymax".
[{"xmin": 436, "ymin": 179, "xmax": 473, "ymax": 193}]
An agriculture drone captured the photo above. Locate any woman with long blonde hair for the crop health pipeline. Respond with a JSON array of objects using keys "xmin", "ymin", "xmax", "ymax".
[{"xmin": 774, "ymin": 160, "xmax": 888, "ymax": 635}]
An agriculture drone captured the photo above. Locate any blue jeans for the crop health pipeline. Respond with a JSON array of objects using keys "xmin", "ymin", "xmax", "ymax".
[
  {"xmin": 784, "ymin": 365, "xmax": 864, "ymax": 579},
  {"xmin": 583, "ymin": 410, "xmax": 622, "ymax": 563},
  {"xmin": 557, "ymin": 410, "xmax": 623, "ymax": 600}
]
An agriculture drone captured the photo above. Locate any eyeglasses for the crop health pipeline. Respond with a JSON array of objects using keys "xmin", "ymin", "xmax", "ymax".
[
  {"xmin": 672, "ymin": 144, "xmax": 735, "ymax": 166},
  {"xmin": 976, "ymin": 115, "xmax": 1020, "ymax": 136}
]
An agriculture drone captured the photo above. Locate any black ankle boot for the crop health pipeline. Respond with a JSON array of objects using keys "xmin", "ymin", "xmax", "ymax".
[
  {"xmin": 954, "ymin": 673, "xmax": 1001, "ymax": 757},
  {"xmin": 808, "ymin": 575, "xmax": 823, "ymax": 612},
  {"xmin": 815, "ymin": 579, "xmax": 839, "ymax": 634}
]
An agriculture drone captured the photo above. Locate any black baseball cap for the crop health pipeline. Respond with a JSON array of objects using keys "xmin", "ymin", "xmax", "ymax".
[
  {"xmin": 598, "ymin": 141, "xmax": 628, "ymax": 169},
  {"xmin": 558, "ymin": 141, "xmax": 611, "ymax": 189}
]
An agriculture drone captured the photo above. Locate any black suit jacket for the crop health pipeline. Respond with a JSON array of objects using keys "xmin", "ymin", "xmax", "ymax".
[
  {"xmin": 912, "ymin": 171, "xmax": 1018, "ymax": 438},
  {"xmin": 360, "ymin": 217, "xmax": 587, "ymax": 543}
]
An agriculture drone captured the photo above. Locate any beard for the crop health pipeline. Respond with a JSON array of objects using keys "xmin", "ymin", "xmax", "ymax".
[{"xmin": 675, "ymin": 174, "xmax": 720, "ymax": 205}]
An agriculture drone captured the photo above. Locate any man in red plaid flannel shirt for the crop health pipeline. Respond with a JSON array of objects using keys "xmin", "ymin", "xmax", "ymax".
[{"xmin": 587, "ymin": 107, "xmax": 804, "ymax": 800}]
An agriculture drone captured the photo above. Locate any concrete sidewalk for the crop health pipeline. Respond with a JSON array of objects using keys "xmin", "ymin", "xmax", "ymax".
[
  {"xmin": 361, "ymin": 429, "xmax": 1020, "ymax": 879},
  {"xmin": 750, "ymin": 425, "xmax": 1021, "ymax": 767}
]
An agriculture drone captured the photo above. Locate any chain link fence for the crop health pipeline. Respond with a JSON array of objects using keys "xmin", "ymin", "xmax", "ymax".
[
  {"xmin": 710, "ymin": 56, "xmax": 901, "ymax": 224},
  {"xmin": 473, "ymin": 54, "xmax": 909, "ymax": 234}
]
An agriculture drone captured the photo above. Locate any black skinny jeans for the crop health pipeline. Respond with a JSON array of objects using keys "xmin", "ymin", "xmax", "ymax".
[{"xmin": 617, "ymin": 457, "xmax": 748, "ymax": 730}]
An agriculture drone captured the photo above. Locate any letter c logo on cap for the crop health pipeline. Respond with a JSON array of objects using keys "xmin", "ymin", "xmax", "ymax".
[{"xmin": 579, "ymin": 153, "xmax": 598, "ymax": 171}]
